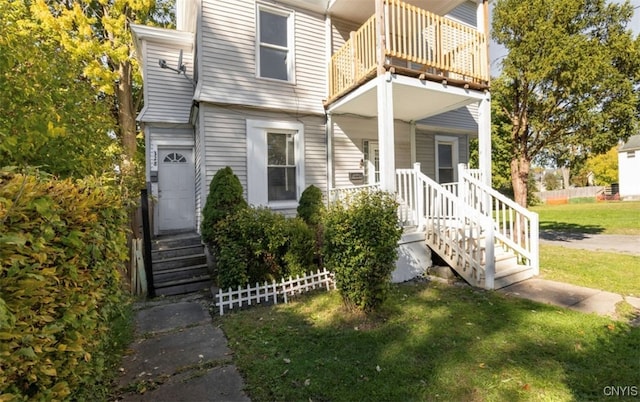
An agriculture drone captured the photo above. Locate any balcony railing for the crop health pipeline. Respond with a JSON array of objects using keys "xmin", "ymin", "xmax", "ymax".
[{"xmin": 327, "ymin": 0, "xmax": 489, "ymax": 103}]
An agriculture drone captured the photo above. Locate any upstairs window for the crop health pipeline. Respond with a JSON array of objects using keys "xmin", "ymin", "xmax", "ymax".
[{"xmin": 257, "ymin": 5, "xmax": 294, "ymax": 82}]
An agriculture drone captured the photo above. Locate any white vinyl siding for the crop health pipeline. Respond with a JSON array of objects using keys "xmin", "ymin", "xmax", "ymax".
[
  {"xmin": 331, "ymin": 17, "xmax": 360, "ymax": 53},
  {"xmin": 198, "ymin": 0, "xmax": 325, "ymax": 114},
  {"xmin": 419, "ymin": 104, "xmax": 479, "ymax": 135},
  {"xmin": 446, "ymin": 0, "xmax": 477, "ymax": 27},
  {"xmin": 139, "ymin": 41, "xmax": 194, "ymax": 124},
  {"xmin": 331, "ymin": 116, "xmax": 411, "ymax": 188},
  {"xmin": 200, "ymin": 104, "xmax": 327, "ymax": 214}
]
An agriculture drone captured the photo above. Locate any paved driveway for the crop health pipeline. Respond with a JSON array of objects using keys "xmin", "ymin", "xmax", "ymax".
[{"xmin": 540, "ymin": 231, "xmax": 640, "ymax": 255}]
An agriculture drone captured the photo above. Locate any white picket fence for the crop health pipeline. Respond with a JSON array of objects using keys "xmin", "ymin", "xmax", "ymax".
[{"xmin": 215, "ymin": 268, "xmax": 336, "ymax": 315}]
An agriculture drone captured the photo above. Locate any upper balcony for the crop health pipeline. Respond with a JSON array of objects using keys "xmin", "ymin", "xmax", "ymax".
[{"xmin": 326, "ymin": 0, "xmax": 490, "ymax": 106}]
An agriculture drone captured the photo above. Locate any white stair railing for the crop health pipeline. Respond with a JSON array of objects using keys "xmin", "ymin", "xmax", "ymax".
[
  {"xmin": 458, "ymin": 165, "xmax": 539, "ymax": 275},
  {"xmin": 397, "ymin": 163, "xmax": 495, "ymax": 288}
]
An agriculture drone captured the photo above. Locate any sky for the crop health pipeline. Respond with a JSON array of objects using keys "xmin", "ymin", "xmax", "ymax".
[{"xmin": 489, "ymin": 0, "xmax": 640, "ymax": 76}]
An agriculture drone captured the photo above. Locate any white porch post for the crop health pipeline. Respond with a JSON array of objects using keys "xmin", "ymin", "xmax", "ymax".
[
  {"xmin": 377, "ymin": 72, "xmax": 396, "ymax": 192},
  {"xmin": 477, "ymin": 92, "xmax": 491, "ymax": 187},
  {"xmin": 326, "ymin": 113, "xmax": 334, "ymax": 197}
]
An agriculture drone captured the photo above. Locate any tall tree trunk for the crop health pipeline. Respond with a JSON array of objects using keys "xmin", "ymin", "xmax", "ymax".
[
  {"xmin": 560, "ymin": 166, "xmax": 570, "ymax": 189},
  {"xmin": 116, "ymin": 60, "xmax": 137, "ymax": 173},
  {"xmin": 511, "ymin": 155, "xmax": 530, "ymax": 208},
  {"xmin": 116, "ymin": 60, "xmax": 142, "ymax": 240}
]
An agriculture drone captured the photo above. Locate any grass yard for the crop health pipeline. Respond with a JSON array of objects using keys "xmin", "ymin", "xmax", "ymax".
[
  {"xmin": 221, "ymin": 282, "xmax": 640, "ymax": 402},
  {"xmin": 531, "ymin": 201, "xmax": 640, "ymax": 235},
  {"xmin": 540, "ymin": 245, "xmax": 640, "ymax": 296}
]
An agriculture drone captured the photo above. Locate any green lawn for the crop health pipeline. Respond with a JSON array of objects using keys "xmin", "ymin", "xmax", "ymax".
[
  {"xmin": 532, "ymin": 201, "xmax": 640, "ymax": 295},
  {"xmin": 221, "ymin": 283, "xmax": 640, "ymax": 402},
  {"xmin": 531, "ymin": 201, "xmax": 640, "ymax": 235},
  {"xmin": 540, "ymin": 245, "xmax": 640, "ymax": 296}
]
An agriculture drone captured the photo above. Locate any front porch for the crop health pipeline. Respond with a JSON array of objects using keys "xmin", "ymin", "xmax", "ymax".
[{"xmin": 330, "ymin": 164, "xmax": 540, "ymax": 290}]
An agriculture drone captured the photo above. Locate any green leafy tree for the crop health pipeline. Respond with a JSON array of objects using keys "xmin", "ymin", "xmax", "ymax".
[
  {"xmin": 0, "ymin": 1, "xmax": 116, "ymax": 177},
  {"xmin": 31, "ymin": 0, "xmax": 174, "ymax": 180},
  {"xmin": 584, "ymin": 146, "xmax": 619, "ymax": 186},
  {"xmin": 492, "ymin": 0, "xmax": 640, "ymax": 207}
]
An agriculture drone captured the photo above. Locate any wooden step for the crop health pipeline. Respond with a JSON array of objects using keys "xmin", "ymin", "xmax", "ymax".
[
  {"xmin": 153, "ymin": 264, "xmax": 209, "ymax": 283},
  {"xmin": 154, "ymin": 276, "xmax": 212, "ymax": 297},
  {"xmin": 152, "ymin": 233, "xmax": 202, "ymax": 250},
  {"xmin": 153, "ymin": 254, "xmax": 207, "ymax": 271},
  {"xmin": 152, "ymin": 244, "xmax": 205, "ymax": 260}
]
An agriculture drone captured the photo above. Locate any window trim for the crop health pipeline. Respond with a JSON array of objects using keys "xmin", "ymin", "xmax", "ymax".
[
  {"xmin": 255, "ymin": 3, "xmax": 295, "ymax": 83},
  {"xmin": 247, "ymin": 119, "xmax": 305, "ymax": 208},
  {"xmin": 435, "ymin": 135, "xmax": 459, "ymax": 184}
]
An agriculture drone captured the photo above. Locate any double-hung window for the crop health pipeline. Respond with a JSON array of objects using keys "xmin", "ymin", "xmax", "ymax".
[
  {"xmin": 247, "ymin": 120, "xmax": 305, "ymax": 208},
  {"xmin": 257, "ymin": 5, "xmax": 294, "ymax": 82}
]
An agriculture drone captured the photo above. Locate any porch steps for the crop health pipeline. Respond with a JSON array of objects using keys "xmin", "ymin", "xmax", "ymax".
[
  {"xmin": 426, "ymin": 231, "xmax": 534, "ymax": 290},
  {"xmin": 151, "ymin": 233, "xmax": 212, "ymax": 297}
]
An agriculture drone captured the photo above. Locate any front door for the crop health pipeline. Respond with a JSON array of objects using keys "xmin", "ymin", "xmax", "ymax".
[
  {"xmin": 158, "ymin": 148, "xmax": 195, "ymax": 232},
  {"xmin": 435, "ymin": 136, "xmax": 459, "ymax": 184},
  {"xmin": 365, "ymin": 141, "xmax": 380, "ymax": 185}
]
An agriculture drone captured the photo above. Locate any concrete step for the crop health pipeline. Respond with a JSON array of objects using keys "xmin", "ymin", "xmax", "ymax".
[
  {"xmin": 153, "ymin": 254, "xmax": 207, "ymax": 271},
  {"xmin": 152, "ymin": 244, "xmax": 204, "ymax": 260}
]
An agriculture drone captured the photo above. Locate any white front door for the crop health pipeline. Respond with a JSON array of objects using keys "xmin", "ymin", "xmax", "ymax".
[
  {"xmin": 365, "ymin": 141, "xmax": 380, "ymax": 185},
  {"xmin": 158, "ymin": 148, "xmax": 195, "ymax": 232}
]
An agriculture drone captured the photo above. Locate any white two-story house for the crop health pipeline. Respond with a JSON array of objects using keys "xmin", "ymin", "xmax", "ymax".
[{"xmin": 132, "ymin": 0, "xmax": 539, "ymax": 290}]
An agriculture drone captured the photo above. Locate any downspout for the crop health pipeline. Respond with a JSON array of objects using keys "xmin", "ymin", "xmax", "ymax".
[{"xmin": 325, "ymin": 10, "xmax": 333, "ymax": 201}]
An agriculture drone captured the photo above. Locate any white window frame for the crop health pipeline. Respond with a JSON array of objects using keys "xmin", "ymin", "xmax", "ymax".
[
  {"xmin": 435, "ymin": 135, "xmax": 459, "ymax": 184},
  {"xmin": 247, "ymin": 119, "xmax": 305, "ymax": 208},
  {"xmin": 256, "ymin": 3, "xmax": 295, "ymax": 83}
]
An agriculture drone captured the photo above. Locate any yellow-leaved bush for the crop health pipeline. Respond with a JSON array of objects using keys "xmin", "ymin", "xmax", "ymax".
[{"xmin": 0, "ymin": 169, "xmax": 129, "ymax": 400}]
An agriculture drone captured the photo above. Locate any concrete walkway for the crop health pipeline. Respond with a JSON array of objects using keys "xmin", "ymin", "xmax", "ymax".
[
  {"xmin": 499, "ymin": 278, "xmax": 640, "ymax": 319},
  {"xmin": 501, "ymin": 231, "xmax": 640, "ymax": 321},
  {"xmin": 114, "ymin": 293, "xmax": 250, "ymax": 402}
]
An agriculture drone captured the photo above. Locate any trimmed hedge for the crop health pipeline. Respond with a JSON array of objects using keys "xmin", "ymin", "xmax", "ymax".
[
  {"xmin": 214, "ymin": 207, "xmax": 315, "ymax": 289},
  {"xmin": 0, "ymin": 170, "xmax": 129, "ymax": 400},
  {"xmin": 323, "ymin": 190, "xmax": 402, "ymax": 312}
]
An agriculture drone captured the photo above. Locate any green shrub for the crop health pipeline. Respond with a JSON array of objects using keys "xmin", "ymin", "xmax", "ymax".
[
  {"xmin": 323, "ymin": 190, "xmax": 402, "ymax": 312},
  {"xmin": 201, "ymin": 166, "xmax": 247, "ymax": 250},
  {"xmin": 215, "ymin": 207, "xmax": 315, "ymax": 289},
  {"xmin": 0, "ymin": 170, "xmax": 130, "ymax": 400},
  {"xmin": 297, "ymin": 185, "xmax": 324, "ymax": 226},
  {"xmin": 297, "ymin": 185, "xmax": 325, "ymax": 264}
]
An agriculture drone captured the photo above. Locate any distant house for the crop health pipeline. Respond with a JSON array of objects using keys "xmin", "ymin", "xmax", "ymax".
[
  {"xmin": 618, "ymin": 135, "xmax": 640, "ymax": 200},
  {"xmin": 131, "ymin": 0, "xmax": 540, "ymax": 290}
]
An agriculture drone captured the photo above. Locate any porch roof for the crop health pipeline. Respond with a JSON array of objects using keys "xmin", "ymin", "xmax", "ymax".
[
  {"xmin": 327, "ymin": 0, "xmax": 468, "ymax": 24},
  {"xmin": 326, "ymin": 74, "xmax": 485, "ymax": 122}
]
